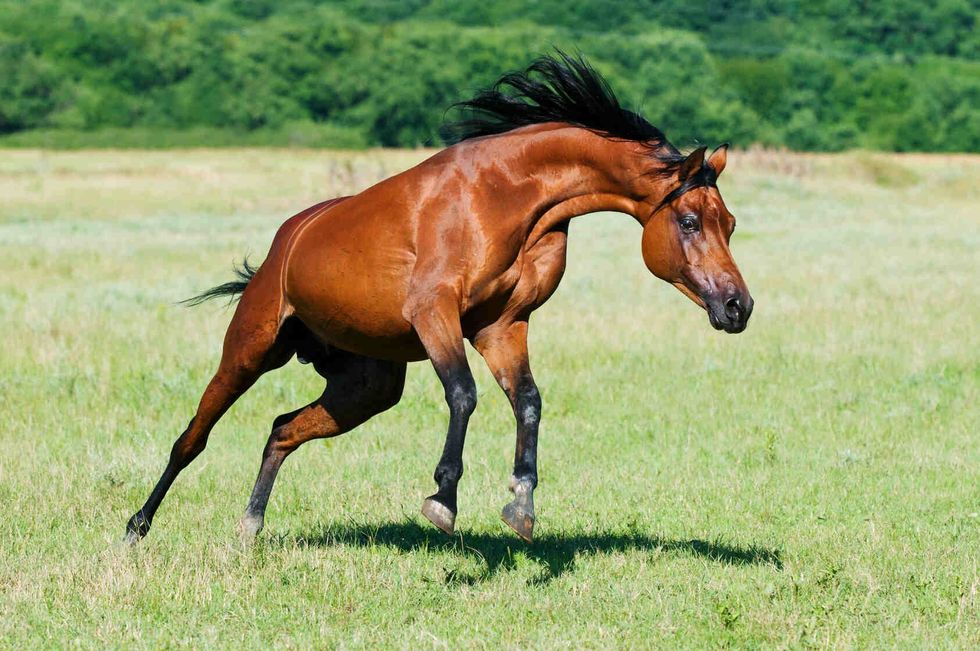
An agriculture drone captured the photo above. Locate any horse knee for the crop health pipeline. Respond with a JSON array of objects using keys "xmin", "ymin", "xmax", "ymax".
[
  {"xmin": 515, "ymin": 383, "xmax": 541, "ymax": 429},
  {"xmin": 446, "ymin": 376, "xmax": 477, "ymax": 417}
]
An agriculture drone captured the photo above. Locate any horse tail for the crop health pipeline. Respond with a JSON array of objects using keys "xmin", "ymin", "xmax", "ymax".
[{"xmin": 181, "ymin": 257, "xmax": 259, "ymax": 306}]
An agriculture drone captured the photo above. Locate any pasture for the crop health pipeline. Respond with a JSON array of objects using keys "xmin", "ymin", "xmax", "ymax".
[{"xmin": 0, "ymin": 148, "xmax": 977, "ymax": 648}]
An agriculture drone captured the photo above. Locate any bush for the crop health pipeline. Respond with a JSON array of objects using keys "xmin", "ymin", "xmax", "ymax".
[
  {"xmin": 0, "ymin": 36, "xmax": 68, "ymax": 133},
  {"xmin": 0, "ymin": 0, "xmax": 975, "ymax": 151}
]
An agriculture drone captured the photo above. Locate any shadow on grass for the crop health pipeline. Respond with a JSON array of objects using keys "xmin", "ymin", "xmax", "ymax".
[{"xmin": 282, "ymin": 519, "xmax": 782, "ymax": 585}]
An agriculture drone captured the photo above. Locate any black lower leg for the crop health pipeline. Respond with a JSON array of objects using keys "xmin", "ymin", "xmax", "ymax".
[
  {"xmin": 126, "ymin": 418, "xmax": 202, "ymax": 541},
  {"xmin": 238, "ymin": 445, "xmax": 288, "ymax": 537},
  {"xmin": 430, "ymin": 376, "xmax": 478, "ymax": 508},
  {"xmin": 422, "ymin": 370, "xmax": 477, "ymax": 533},
  {"xmin": 511, "ymin": 378, "xmax": 541, "ymax": 488},
  {"xmin": 501, "ymin": 376, "xmax": 541, "ymax": 542},
  {"xmin": 238, "ymin": 409, "xmax": 301, "ymax": 537},
  {"xmin": 126, "ymin": 470, "xmax": 175, "ymax": 540}
]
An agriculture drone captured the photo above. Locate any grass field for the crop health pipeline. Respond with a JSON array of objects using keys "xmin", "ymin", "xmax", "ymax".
[{"xmin": 0, "ymin": 148, "xmax": 977, "ymax": 648}]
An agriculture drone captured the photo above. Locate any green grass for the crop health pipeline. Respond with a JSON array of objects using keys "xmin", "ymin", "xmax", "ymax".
[{"xmin": 0, "ymin": 149, "xmax": 977, "ymax": 648}]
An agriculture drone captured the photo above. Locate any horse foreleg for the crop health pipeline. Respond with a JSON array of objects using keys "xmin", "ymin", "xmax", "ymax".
[
  {"xmin": 237, "ymin": 350, "xmax": 405, "ymax": 541},
  {"xmin": 410, "ymin": 290, "xmax": 477, "ymax": 535},
  {"xmin": 473, "ymin": 321, "xmax": 540, "ymax": 542}
]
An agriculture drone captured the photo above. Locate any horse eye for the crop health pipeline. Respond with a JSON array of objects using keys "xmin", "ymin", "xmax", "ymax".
[{"xmin": 678, "ymin": 215, "xmax": 700, "ymax": 233}]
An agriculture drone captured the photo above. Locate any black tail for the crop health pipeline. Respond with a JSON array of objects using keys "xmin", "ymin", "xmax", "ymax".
[{"xmin": 181, "ymin": 257, "xmax": 259, "ymax": 306}]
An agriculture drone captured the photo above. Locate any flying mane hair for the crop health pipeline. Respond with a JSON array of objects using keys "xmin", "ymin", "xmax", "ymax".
[
  {"xmin": 445, "ymin": 51, "xmax": 698, "ymax": 164},
  {"xmin": 442, "ymin": 51, "xmax": 720, "ymax": 207}
]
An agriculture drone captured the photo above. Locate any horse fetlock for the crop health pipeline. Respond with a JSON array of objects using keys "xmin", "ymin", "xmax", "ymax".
[
  {"xmin": 124, "ymin": 511, "xmax": 151, "ymax": 545},
  {"xmin": 508, "ymin": 474, "xmax": 537, "ymax": 493},
  {"xmin": 433, "ymin": 462, "xmax": 463, "ymax": 488}
]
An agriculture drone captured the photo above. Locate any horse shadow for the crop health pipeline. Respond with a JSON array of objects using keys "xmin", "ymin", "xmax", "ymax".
[{"xmin": 281, "ymin": 519, "xmax": 783, "ymax": 586}]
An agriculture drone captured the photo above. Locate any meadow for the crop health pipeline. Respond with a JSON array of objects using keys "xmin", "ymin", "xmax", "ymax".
[{"xmin": 0, "ymin": 148, "xmax": 977, "ymax": 648}]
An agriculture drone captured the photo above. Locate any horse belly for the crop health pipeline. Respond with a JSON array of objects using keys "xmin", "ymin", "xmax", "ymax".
[
  {"xmin": 291, "ymin": 295, "xmax": 425, "ymax": 362},
  {"xmin": 283, "ymin": 218, "xmax": 425, "ymax": 362}
]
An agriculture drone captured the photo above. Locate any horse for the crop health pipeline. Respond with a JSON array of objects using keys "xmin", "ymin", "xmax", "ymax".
[{"xmin": 125, "ymin": 52, "xmax": 753, "ymax": 546}]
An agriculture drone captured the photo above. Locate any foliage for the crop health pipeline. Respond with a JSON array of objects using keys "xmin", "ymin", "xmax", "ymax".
[{"xmin": 0, "ymin": 0, "xmax": 977, "ymax": 150}]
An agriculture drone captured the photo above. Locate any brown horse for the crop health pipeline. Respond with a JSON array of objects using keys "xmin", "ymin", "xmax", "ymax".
[{"xmin": 125, "ymin": 53, "xmax": 752, "ymax": 545}]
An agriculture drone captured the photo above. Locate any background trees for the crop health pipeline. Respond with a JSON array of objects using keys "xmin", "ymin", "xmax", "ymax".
[{"xmin": 1, "ymin": 0, "xmax": 976, "ymax": 150}]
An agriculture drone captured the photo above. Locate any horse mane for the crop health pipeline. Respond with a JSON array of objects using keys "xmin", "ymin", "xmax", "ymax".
[{"xmin": 442, "ymin": 51, "xmax": 685, "ymax": 167}]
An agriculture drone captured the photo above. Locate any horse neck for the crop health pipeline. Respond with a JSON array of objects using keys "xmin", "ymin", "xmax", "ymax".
[{"xmin": 513, "ymin": 127, "xmax": 673, "ymax": 242}]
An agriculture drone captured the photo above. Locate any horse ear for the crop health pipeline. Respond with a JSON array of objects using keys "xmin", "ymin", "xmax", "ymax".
[
  {"xmin": 677, "ymin": 146, "xmax": 707, "ymax": 181},
  {"xmin": 708, "ymin": 143, "xmax": 729, "ymax": 176}
]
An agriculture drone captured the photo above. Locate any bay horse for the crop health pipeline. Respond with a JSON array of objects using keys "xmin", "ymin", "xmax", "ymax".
[{"xmin": 125, "ymin": 53, "xmax": 753, "ymax": 545}]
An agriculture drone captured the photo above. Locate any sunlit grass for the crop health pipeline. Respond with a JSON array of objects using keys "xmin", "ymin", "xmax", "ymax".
[{"xmin": 0, "ymin": 149, "xmax": 977, "ymax": 648}]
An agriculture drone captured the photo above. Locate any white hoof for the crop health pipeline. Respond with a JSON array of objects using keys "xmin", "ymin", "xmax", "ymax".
[{"xmin": 237, "ymin": 515, "xmax": 264, "ymax": 543}]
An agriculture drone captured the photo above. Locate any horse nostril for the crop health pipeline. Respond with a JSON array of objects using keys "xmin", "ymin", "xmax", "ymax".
[{"xmin": 725, "ymin": 296, "xmax": 743, "ymax": 321}]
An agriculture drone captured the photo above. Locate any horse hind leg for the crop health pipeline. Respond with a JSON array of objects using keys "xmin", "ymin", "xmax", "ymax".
[
  {"xmin": 473, "ymin": 321, "xmax": 541, "ymax": 542},
  {"xmin": 237, "ymin": 346, "xmax": 406, "ymax": 542},
  {"xmin": 125, "ymin": 285, "xmax": 292, "ymax": 544}
]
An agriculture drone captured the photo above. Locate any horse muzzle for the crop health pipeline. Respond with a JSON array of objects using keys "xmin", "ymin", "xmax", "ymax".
[{"xmin": 706, "ymin": 291, "xmax": 753, "ymax": 334}]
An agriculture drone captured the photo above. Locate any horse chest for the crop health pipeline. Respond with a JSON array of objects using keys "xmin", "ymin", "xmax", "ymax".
[{"xmin": 463, "ymin": 228, "xmax": 569, "ymax": 330}]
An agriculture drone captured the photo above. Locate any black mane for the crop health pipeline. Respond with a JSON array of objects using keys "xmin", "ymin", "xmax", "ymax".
[
  {"xmin": 443, "ymin": 52, "xmax": 722, "ymax": 208},
  {"xmin": 442, "ymin": 51, "xmax": 683, "ymax": 162}
]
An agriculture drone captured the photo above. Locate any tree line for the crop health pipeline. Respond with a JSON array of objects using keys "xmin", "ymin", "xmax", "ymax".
[{"xmin": 1, "ymin": 0, "xmax": 977, "ymax": 151}]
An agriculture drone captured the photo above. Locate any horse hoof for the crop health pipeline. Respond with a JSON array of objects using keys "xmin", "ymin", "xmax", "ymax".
[
  {"xmin": 501, "ymin": 501, "xmax": 534, "ymax": 543},
  {"xmin": 124, "ymin": 513, "xmax": 150, "ymax": 546},
  {"xmin": 421, "ymin": 497, "xmax": 456, "ymax": 535},
  {"xmin": 123, "ymin": 529, "xmax": 143, "ymax": 547},
  {"xmin": 237, "ymin": 515, "xmax": 264, "ymax": 544}
]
